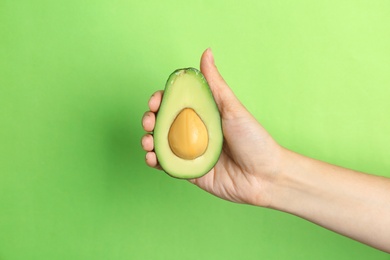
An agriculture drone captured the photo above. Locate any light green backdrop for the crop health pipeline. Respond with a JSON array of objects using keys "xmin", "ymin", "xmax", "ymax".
[{"xmin": 1, "ymin": 0, "xmax": 389, "ymax": 259}]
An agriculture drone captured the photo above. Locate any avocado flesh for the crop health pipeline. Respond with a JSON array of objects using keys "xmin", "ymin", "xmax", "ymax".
[{"xmin": 154, "ymin": 68, "xmax": 223, "ymax": 179}]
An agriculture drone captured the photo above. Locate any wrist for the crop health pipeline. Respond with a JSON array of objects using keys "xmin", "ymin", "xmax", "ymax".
[
  {"xmin": 250, "ymin": 144, "xmax": 292, "ymax": 209},
  {"xmin": 265, "ymin": 148, "xmax": 317, "ymax": 212}
]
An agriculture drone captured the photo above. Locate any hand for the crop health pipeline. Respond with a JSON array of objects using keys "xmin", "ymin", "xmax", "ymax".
[
  {"xmin": 141, "ymin": 49, "xmax": 283, "ymax": 207},
  {"xmin": 142, "ymin": 49, "xmax": 390, "ymax": 252}
]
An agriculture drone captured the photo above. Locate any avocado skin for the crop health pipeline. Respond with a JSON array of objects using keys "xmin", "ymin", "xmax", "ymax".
[{"xmin": 154, "ymin": 68, "xmax": 223, "ymax": 179}]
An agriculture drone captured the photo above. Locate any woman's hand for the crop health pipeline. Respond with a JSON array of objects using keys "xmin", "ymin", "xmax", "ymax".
[
  {"xmin": 141, "ymin": 49, "xmax": 390, "ymax": 253},
  {"xmin": 141, "ymin": 48, "xmax": 283, "ymax": 207}
]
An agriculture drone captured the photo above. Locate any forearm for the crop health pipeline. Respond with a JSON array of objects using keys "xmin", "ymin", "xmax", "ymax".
[{"xmin": 268, "ymin": 148, "xmax": 390, "ymax": 253}]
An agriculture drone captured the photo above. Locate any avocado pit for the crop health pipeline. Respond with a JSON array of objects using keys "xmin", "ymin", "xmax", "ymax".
[{"xmin": 168, "ymin": 108, "xmax": 208, "ymax": 160}]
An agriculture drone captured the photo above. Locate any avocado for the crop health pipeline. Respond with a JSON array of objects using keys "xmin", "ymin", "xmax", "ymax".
[{"xmin": 154, "ymin": 68, "xmax": 223, "ymax": 179}]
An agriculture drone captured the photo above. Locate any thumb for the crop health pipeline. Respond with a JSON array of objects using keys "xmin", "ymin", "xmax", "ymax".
[{"xmin": 200, "ymin": 49, "xmax": 243, "ymax": 119}]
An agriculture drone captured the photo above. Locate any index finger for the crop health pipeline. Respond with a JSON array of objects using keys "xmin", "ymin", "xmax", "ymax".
[{"xmin": 148, "ymin": 90, "xmax": 164, "ymax": 113}]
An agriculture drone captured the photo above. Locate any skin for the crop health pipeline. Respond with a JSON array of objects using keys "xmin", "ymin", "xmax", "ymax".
[{"xmin": 141, "ymin": 48, "xmax": 390, "ymax": 253}]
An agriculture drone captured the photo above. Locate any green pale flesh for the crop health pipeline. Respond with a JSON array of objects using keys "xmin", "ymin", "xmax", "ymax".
[{"xmin": 154, "ymin": 68, "xmax": 223, "ymax": 179}]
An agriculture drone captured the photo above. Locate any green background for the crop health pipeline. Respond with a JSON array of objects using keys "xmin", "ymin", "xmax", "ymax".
[{"xmin": 1, "ymin": 0, "xmax": 389, "ymax": 259}]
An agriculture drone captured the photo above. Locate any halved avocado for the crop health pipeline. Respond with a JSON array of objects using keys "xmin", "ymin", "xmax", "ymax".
[{"xmin": 154, "ymin": 68, "xmax": 223, "ymax": 179}]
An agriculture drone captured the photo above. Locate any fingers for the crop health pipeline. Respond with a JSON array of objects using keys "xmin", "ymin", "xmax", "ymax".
[
  {"xmin": 141, "ymin": 132, "xmax": 162, "ymax": 170},
  {"xmin": 148, "ymin": 90, "xmax": 163, "ymax": 112},
  {"xmin": 145, "ymin": 151, "xmax": 162, "ymax": 169},
  {"xmin": 141, "ymin": 134, "xmax": 154, "ymax": 151},
  {"xmin": 200, "ymin": 48, "xmax": 228, "ymax": 94},
  {"xmin": 142, "ymin": 111, "xmax": 155, "ymax": 132},
  {"xmin": 200, "ymin": 48, "xmax": 243, "ymax": 119},
  {"xmin": 142, "ymin": 90, "xmax": 163, "ymax": 132},
  {"xmin": 141, "ymin": 134, "xmax": 162, "ymax": 170},
  {"xmin": 142, "ymin": 90, "xmax": 164, "ymax": 171}
]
